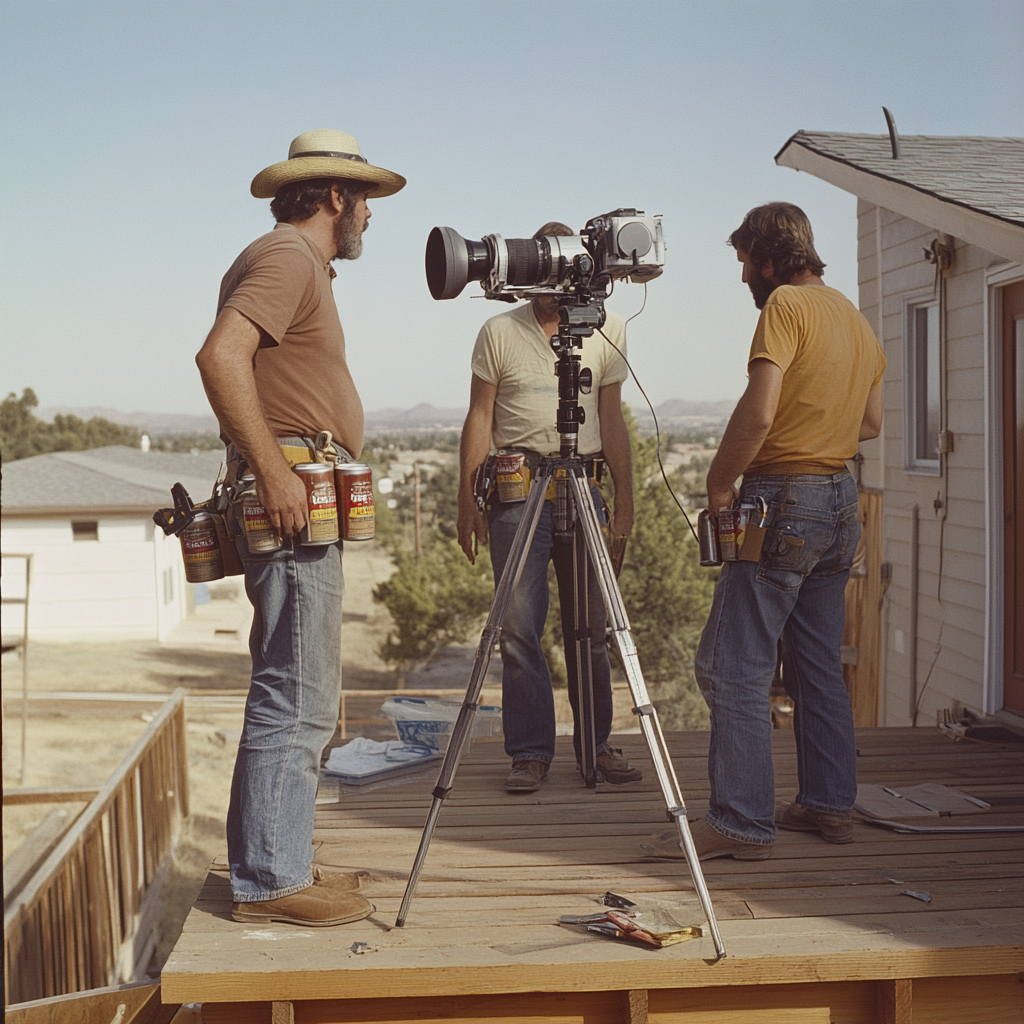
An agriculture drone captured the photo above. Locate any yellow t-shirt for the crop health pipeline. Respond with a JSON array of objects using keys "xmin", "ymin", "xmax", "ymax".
[{"xmin": 747, "ymin": 284, "xmax": 886, "ymax": 474}]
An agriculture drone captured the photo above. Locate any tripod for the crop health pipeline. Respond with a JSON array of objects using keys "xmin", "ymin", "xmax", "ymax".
[{"xmin": 394, "ymin": 278, "xmax": 727, "ymax": 960}]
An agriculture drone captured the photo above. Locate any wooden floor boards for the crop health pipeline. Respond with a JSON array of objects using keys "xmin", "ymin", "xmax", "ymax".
[{"xmin": 161, "ymin": 727, "xmax": 1024, "ymax": 1022}]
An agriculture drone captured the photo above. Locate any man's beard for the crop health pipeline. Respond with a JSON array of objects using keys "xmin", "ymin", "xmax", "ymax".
[
  {"xmin": 333, "ymin": 207, "xmax": 363, "ymax": 261},
  {"xmin": 748, "ymin": 268, "xmax": 777, "ymax": 310}
]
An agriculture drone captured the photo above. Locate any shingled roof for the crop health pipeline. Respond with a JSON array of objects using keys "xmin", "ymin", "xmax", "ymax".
[
  {"xmin": 1, "ymin": 446, "xmax": 225, "ymax": 516},
  {"xmin": 776, "ymin": 131, "xmax": 1024, "ymax": 261}
]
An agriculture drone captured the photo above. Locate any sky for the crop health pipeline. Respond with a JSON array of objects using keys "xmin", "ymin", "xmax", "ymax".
[{"xmin": 1, "ymin": 1, "xmax": 1022, "ymax": 419}]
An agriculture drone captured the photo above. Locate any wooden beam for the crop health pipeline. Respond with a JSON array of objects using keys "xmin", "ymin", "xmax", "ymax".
[
  {"xmin": 3, "ymin": 788, "xmax": 101, "ymax": 806},
  {"xmin": 876, "ymin": 978, "xmax": 913, "ymax": 1024},
  {"xmin": 623, "ymin": 989, "xmax": 648, "ymax": 1024},
  {"xmin": 4, "ymin": 809, "xmax": 75, "ymax": 902},
  {"xmin": 3, "ymin": 981, "xmax": 164, "ymax": 1024}
]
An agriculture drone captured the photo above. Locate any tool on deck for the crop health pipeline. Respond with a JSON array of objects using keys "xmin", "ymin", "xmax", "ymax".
[{"xmin": 394, "ymin": 258, "xmax": 728, "ymax": 960}]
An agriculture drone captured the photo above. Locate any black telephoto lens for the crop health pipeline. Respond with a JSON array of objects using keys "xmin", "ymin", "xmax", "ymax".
[{"xmin": 425, "ymin": 227, "xmax": 490, "ymax": 300}]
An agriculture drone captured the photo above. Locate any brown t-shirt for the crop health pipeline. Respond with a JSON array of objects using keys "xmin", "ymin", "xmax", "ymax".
[{"xmin": 217, "ymin": 223, "xmax": 364, "ymax": 457}]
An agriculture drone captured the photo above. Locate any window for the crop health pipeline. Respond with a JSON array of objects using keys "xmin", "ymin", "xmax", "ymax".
[
  {"xmin": 905, "ymin": 300, "xmax": 940, "ymax": 472},
  {"xmin": 163, "ymin": 567, "xmax": 175, "ymax": 605},
  {"xmin": 71, "ymin": 521, "xmax": 99, "ymax": 541}
]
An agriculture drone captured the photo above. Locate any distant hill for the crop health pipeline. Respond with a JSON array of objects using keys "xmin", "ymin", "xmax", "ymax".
[
  {"xmin": 364, "ymin": 403, "xmax": 466, "ymax": 431},
  {"xmin": 38, "ymin": 406, "xmax": 221, "ymax": 435}
]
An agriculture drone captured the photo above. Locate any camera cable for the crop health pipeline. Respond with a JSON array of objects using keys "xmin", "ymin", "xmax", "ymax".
[{"xmin": 597, "ymin": 285, "xmax": 701, "ymax": 545}]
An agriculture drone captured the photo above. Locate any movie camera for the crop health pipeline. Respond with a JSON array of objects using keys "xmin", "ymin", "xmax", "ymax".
[{"xmin": 424, "ymin": 209, "xmax": 665, "ymax": 303}]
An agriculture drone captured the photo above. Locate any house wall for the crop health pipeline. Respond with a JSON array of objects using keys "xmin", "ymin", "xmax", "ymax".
[
  {"xmin": 856, "ymin": 198, "xmax": 1004, "ymax": 725},
  {"xmin": 1, "ymin": 515, "xmax": 188, "ymax": 641}
]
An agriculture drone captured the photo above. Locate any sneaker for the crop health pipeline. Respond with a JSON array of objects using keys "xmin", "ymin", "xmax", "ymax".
[
  {"xmin": 777, "ymin": 803, "xmax": 854, "ymax": 843},
  {"xmin": 231, "ymin": 886, "xmax": 374, "ymax": 926},
  {"xmin": 311, "ymin": 865, "xmax": 370, "ymax": 891},
  {"xmin": 639, "ymin": 819, "xmax": 772, "ymax": 861},
  {"xmin": 504, "ymin": 760, "xmax": 549, "ymax": 792}
]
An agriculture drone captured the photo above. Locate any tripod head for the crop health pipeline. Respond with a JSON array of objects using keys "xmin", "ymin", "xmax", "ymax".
[{"xmin": 550, "ymin": 254, "xmax": 606, "ymax": 460}]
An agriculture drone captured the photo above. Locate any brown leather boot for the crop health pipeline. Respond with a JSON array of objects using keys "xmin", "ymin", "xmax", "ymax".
[
  {"xmin": 504, "ymin": 760, "xmax": 549, "ymax": 792},
  {"xmin": 231, "ymin": 886, "xmax": 374, "ymax": 926},
  {"xmin": 311, "ymin": 865, "xmax": 370, "ymax": 891},
  {"xmin": 777, "ymin": 803, "xmax": 854, "ymax": 843},
  {"xmin": 640, "ymin": 820, "xmax": 773, "ymax": 861}
]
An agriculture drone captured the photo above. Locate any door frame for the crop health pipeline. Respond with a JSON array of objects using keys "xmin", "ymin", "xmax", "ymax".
[{"xmin": 984, "ymin": 262, "xmax": 1023, "ymax": 715}]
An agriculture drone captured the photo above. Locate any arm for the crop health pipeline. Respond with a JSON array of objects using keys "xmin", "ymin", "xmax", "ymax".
[
  {"xmin": 705, "ymin": 357, "xmax": 784, "ymax": 517},
  {"xmin": 457, "ymin": 374, "xmax": 497, "ymax": 564},
  {"xmin": 598, "ymin": 383, "xmax": 633, "ymax": 537},
  {"xmin": 195, "ymin": 307, "xmax": 309, "ymax": 536},
  {"xmin": 858, "ymin": 389, "xmax": 883, "ymax": 441}
]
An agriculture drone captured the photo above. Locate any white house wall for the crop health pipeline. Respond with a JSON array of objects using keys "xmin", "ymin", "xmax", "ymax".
[
  {"xmin": 857, "ymin": 199, "xmax": 997, "ymax": 726},
  {"xmin": 1, "ymin": 516, "xmax": 188, "ymax": 641}
]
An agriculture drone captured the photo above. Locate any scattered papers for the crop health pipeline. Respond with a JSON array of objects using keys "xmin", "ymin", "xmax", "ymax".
[
  {"xmin": 560, "ymin": 892, "xmax": 705, "ymax": 949},
  {"xmin": 855, "ymin": 783, "xmax": 990, "ymax": 819},
  {"xmin": 323, "ymin": 737, "xmax": 442, "ymax": 785},
  {"xmin": 902, "ymin": 890, "xmax": 932, "ymax": 903}
]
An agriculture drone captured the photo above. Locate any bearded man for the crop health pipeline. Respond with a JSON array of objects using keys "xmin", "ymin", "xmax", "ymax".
[
  {"xmin": 642, "ymin": 202, "xmax": 885, "ymax": 862},
  {"xmin": 195, "ymin": 129, "xmax": 404, "ymax": 926}
]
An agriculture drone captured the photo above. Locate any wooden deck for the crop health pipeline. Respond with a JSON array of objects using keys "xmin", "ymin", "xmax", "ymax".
[{"xmin": 162, "ymin": 727, "xmax": 1024, "ymax": 1023}]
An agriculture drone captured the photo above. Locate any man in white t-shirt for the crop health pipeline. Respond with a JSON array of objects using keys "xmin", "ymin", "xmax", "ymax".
[{"xmin": 457, "ymin": 221, "xmax": 642, "ymax": 793}]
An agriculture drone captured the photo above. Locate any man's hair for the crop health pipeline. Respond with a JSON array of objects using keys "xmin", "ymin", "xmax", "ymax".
[
  {"xmin": 270, "ymin": 177, "xmax": 369, "ymax": 223},
  {"xmin": 533, "ymin": 221, "xmax": 574, "ymax": 238},
  {"xmin": 728, "ymin": 202, "xmax": 826, "ymax": 281}
]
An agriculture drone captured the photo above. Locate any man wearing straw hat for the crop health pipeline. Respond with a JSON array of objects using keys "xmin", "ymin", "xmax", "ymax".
[{"xmin": 196, "ymin": 129, "xmax": 404, "ymax": 927}]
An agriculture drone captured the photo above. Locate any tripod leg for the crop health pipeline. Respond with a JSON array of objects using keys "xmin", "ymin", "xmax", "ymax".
[
  {"xmin": 395, "ymin": 470, "xmax": 552, "ymax": 928},
  {"xmin": 566, "ymin": 473, "xmax": 728, "ymax": 960}
]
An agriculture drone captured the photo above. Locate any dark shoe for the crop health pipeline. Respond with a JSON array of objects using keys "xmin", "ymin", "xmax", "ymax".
[
  {"xmin": 231, "ymin": 885, "xmax": 374, "ymax": 926},
  {"xmin": 579, "ymin": 749, "xmax": 643, "ymax": 784},
  {"xmin": 504, "ymin": 760, "xmax": 549, "ymax": 792},
  {"xmin": 777, "ymin": 803, "xmax": 854, "ymax": 843},
  {"xmin": 311, "ymin": 864, "xmax": 370, "ymax": 891},
  {"xmin": 640, "ymin": 819, "xmax": 773, "ymax": 861}
]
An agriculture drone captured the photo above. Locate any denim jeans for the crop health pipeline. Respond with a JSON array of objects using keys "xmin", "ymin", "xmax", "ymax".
[
  {"xmin": 694, "ymin": 472, "xmax": 860, "ymax": 845},
  {"xmin": 227, "ymin": 535, "xmax": 344, "ymax": 901},
  {"xmin": 488, "ymin": 487, "xmax": 613, "ymax": 765}
]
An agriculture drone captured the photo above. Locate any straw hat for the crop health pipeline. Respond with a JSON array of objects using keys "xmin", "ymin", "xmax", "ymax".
[{"xmin": 250, "ymin": 129, "xmax": 406, "ymax": 199}]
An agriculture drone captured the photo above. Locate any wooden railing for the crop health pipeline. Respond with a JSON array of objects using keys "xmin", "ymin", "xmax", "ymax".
[
  {"xmin": 843, "ymin": 488, "xmax": 884, "ymax": 727},
  {"xmin": 3, "ymin": 690, "xmax": 189, "ymax": 1006}
]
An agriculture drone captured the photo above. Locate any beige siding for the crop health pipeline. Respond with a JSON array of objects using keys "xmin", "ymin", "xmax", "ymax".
[{"xmin": 857, "ymin": 203, "xmax": 996, "ymax": 725}]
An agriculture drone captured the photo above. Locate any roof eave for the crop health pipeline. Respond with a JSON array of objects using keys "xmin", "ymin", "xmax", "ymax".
[
  {"xmin": 776, "ymin": 138, "xmax": 1024, "ymax": 263},
  {"xmin": 2, "ymin": 505, "xmax": 162, "ymax": 519}
]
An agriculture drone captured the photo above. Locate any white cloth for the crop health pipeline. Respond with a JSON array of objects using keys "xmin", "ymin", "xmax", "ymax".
[{"xmin": 470, "ymin": 303, "xmax": 628, "ymax": 455}]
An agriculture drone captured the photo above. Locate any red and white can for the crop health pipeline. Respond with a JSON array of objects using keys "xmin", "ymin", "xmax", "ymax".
[
  {"xmin": 335, "ymin": 463, "xmax": 375, "ymax": 541},
  {"xmin": 180, "ymin": 511, "xmax": 225, "ymax": 582},
  {"xmin": 293, "ymin": 462, "xmax": 339, "ymax": 546},
  {"xmin": 717, "ymin": 507, "xmax": 750, "ymax": 562},
  {"xmin": 239, "ymin": 477, "xmax": 282, "ymax": 554},
  {"xmin": 494, "ymin": 450, "xmax": 529, "ymax": 502}
]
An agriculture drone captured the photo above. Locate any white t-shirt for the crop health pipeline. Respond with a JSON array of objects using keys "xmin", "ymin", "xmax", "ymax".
[{"xmin": 470, "ymin": 303, "xmax": 628, "ymax": 455}]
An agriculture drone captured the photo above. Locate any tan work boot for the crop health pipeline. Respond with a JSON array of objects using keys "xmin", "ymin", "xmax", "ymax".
[
  {"xmin": 777, "ymin": 802, "xmax": 854, "ymax": 843},
  {"xmin": 504, "ymin": 760, "xmax": 549, "ymax": 792},
  {"xmin": 231, "ymin": 885, "xmax": 374, "ymax": 926},
  {"xmin": 311, "ymin": 864, "xmax": 370, "ymax": 891},
  {"xmin": 595, "ymin": 749, "xmax": 643, "ymax": 784},
  {"xmin": 639, "ymin": 819, "xmax": 773, "ymax": 861}
]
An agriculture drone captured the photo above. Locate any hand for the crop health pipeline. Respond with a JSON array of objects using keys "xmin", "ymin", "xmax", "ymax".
[
  {"xmin": 457, "ymin": 498, "xmax": 488, "ymax": 564},
  {"xmin": 706, "ymin": 481, "xmax": 739, "ymax": 524},
  {"xmin": 257, "ymin": 467, "xmax": 309, "ymax": 537},
  {"xmin": 608, "ymin": 505, "xmax": 633, "ymax": 539}
]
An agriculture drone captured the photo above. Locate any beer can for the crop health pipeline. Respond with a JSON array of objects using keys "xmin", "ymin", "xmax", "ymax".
[
  {"xmin": 494, "ymin": 450, "xmax": 529, "ymax": 502},
  {"xmin": 698, "ymin": 509, "xmax": 722, "ymax": 566},
  {"xmin": 717, "ymin": 507, "xmax": 750, "ymax": 562},
  {"xmin": 293, "ymin": 462, "xmax": 339, "ymax": 546},
  {"xmin": 335, "ymin": 463, "xmax": 375, "ymax": 541},
  {"xmin": 180, "ymin": 511, "xmax": 225, "ymax": 582},
  {"xmin": 238, "ymin": 476, "xmax": 282, "ymax": 554}
]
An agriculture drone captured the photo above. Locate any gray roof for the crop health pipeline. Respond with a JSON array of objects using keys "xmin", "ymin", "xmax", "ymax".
[
  {"xmin": 776, "ymin": 131, "xmax": 1024, "ymax": 226},
  {"xmin": 1, "ymin": 446, "xmax": 226, "ymax": 513}
]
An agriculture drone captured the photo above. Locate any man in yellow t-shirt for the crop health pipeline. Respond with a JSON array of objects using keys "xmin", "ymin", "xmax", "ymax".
[{"xmin": 642, "ymin": 202, "xmax": 884, "ymax": 864}]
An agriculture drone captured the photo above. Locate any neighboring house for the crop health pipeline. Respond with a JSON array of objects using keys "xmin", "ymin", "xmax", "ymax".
[
  {"xmin": 775, "ymin": 129, "xmax": 1024, "ymax": 728},
  {"xmin": 1, "ymin": 445, "xmax": 225, "ymax": 641}
]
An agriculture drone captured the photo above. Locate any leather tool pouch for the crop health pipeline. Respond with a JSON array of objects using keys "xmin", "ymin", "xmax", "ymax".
[{"xmin": 738, "ymin": 522, "xmax": 767, "ymax": 562}]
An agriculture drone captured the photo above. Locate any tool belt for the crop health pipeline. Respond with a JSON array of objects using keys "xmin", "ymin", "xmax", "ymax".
[{"xmin": 474, "ymin": 449, "xmax": 605, "ymax": 510}]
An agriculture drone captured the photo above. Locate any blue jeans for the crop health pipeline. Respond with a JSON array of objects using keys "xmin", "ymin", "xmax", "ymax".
[
  {"xmin": 227, "ymin": 535, "xmax": 344, "ymax": 901},
  {"xmin": 488, "ymin": 487, "xmax": 613, "ymax": 765},
  {"xmin": 694, "ymin": 472, "xmax": 860, "ymax": 845}
]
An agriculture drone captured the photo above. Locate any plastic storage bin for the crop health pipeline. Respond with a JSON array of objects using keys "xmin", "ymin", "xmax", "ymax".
[{"xmin": 381, "ymin": 697, "xmax": 502, "ymax": 751}]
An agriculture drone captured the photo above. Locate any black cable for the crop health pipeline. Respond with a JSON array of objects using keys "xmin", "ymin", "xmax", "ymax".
[{"xmin": 597, "ymin": 286, "xmax": 701, "ymax": 544}]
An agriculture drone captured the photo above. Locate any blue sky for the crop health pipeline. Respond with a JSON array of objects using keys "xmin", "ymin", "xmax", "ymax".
[{"xmin": 1, "ymin": 1, "xmax": 1021, "ymax": 417}]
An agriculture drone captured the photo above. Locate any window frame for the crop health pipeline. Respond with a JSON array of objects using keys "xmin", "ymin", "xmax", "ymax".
[{"xmin": 903, "ymin": 293, "xmax": 941, "ymax": 475}]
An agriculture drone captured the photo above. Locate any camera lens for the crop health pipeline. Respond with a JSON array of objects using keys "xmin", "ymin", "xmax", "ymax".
[{"xmin": 425, "ymin": 227, "xmax": 490, "ymax": 300}]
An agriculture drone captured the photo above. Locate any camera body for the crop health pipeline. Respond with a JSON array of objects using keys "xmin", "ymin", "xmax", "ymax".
[{"xmin": 425, "ymin": 209, "xmax": 665, "ymax": 302}]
